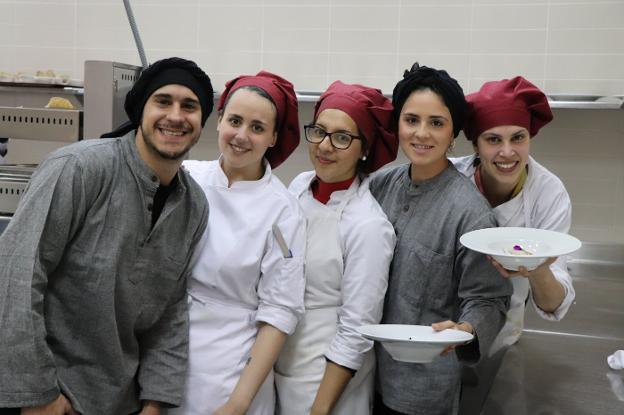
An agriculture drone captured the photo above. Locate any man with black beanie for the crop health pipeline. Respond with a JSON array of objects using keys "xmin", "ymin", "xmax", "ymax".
[{"xmin": 0, "ymin": 57, "xmax": 213, "ymax": 415}]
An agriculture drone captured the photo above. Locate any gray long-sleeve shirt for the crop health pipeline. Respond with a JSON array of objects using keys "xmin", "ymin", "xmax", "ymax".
[
  {"xmin": 370, "ymin": 163, "xmax": 511, "ymax": 415},
  {"xmin": 0, "ymin": 133, "xmax": 208, "ymax": 414}
]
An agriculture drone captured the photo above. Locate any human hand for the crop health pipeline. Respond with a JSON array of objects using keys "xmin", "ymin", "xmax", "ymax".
[
  {"xmin": 310, "ymin": 406, "xmax": 330, "ymax": 415},
  {"xmin": 21, "ymin": 394, "xmax": 78, "ymax": 415},
  {"xmin": 487, "ymin": 255, "xmax": 557, "ymax": 279},
  {"xmin": 138, "ymin": 400, "xmax": 161, "ymax": 415},
  {"xmin": 212, "ymin": 400, "xmax": 247, "ymax": 415},
  {"xmin": 431, "ymin": 320, "xmax": 474, "ymax": 356}
]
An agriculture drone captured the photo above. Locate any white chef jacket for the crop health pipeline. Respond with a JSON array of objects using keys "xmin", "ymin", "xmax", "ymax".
[
  {"xmin": 183, "ymin": 158, "xmax": 306, "ymax": 334},
  {"xmin": 288, "ymin": 171, "xmax": 396, "ymax": 370},
  {"xmin": 452, "ymin": 155, "xmax": 575, "ymax": 348},
  {"xmin": 171, "ymin": 159, "xmax": 306, "ymax": 415}
]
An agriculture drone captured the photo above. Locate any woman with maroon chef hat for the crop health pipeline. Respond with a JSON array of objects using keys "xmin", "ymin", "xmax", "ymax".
[
  {"xmin": 453, "ymin": 76, "xmax": 575, "ymax": 414},
  {"xmin": 170, "ymin": 71, "xmax": 306, "ymax": 415},
  {"xmin": 274, "ymin": 81, "xmax": 398, "ymax": 414}
]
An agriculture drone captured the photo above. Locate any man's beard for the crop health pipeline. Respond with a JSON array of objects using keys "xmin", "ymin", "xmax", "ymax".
[{"xmin": 140, "ymin": 124, "xmax": 200, "ymax": 161}]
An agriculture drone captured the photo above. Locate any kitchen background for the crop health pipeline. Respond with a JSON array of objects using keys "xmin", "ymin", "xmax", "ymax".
[{"xmin": 0, "ymin": 0, "xmax": 623, "ymax": 243}]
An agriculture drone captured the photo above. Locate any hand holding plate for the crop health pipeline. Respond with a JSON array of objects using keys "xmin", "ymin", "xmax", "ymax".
[{"xmin": 431, "ymin": 320, "xmax": 474, "ymax": 356}]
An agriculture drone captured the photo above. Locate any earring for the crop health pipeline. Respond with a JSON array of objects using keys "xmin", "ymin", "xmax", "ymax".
[
  {"xmin": 447, "ymin": 140, "xmax": 455, "ymax": 153},
  {"xmin": 361, "ymin": 155, "xmax": 367, "ymax": 161}
]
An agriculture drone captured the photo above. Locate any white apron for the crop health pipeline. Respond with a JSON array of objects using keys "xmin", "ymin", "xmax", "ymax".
[
  {"xmin": 169, "ymin": 294, "xmax": 274, "ymax": 415},
  {"xmin": 488, "ymin": 193, "xmax": 530, "ymax": 355},
  {"xmin": 275, "ymin": 185, "xmax": 374, "ymax": 414}
]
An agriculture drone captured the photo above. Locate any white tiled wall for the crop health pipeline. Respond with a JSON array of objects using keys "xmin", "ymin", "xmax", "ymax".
[
  {"xmin": 1, "ymin": 0, "xmax": 623, "ymax": 96},
  {"xmin": 2, "ymin": 0, "xmax": 624, "ymax": 244}
]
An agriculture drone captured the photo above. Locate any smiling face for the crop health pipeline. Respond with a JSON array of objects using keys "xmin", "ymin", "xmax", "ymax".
[
  {"xmin": 307, "ymin": 108, "xmax": 363, "ymax": 183},
  {"xmin": 217, "ymin": 88, "xmax": 277, "ymax": 182},
  {"xmin": 397, "ymin": 89, "xmax": 454, "ymax": 181},
  {"xmin": 136, "ymin": 84, "xmax": 202, "ymax": 162},
  {"xmin": 475, "ymin": 125, "xmax": 531, "ymax": 195}
]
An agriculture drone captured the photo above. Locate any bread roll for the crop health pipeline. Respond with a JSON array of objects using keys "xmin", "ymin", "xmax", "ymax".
[{"xmin": 45, "ymin": 97, "xmax": 74, "ymax": 110}]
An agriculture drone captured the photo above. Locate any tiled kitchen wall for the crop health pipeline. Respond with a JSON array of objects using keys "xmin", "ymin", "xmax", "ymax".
[
  {"xmin": 1, "ymin": 0, "xmax": 623, "ymax": 95},
  {"xmin": 1, "ymin": 0, "xmax": 623, "ymax": 243}
]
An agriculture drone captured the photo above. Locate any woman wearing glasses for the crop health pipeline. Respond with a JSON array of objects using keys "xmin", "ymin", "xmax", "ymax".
[
  {"xmin": 171, "ymin": 71, "xmax": 305, "ymax": 415},
  {"xmin": 275, "ymin": 81, "xmax": 398, "ymax": 415},
  {"xmin": 369, "ymin": 64, "xmax": 511, "ymax": 415}
]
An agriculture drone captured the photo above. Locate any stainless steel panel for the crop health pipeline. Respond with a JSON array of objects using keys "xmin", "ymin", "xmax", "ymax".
[
  {"xmin": 0, "ymin": 106, "xmax": 82, "ymax": 142},
  {"xmin": 547, "ymin": 94, "xmax": 623, "ymax": 110},
  {"xmin": 84, "ymin": 61, "xmax": 141, "ymax": 139},
  {"xmin": 524, "ymin": 275, "xmax": 624, "ymax": 340},
  {"xmin": 289, "ymin": 92, "xmax": 624, "ymax": 110},
  {"xmin": 570, "ymin": 242, "xmax": 624, "ymax": 266},
  {"xmin": 484, "ymin": 333, "xmax": 624, "ymax": 415},
  {"xmin": 0, "ymin": 165, "xmax": 34, "ymax": 214},
  {"xmin": 482, "ymin": 261, "xmax": 624, "ymax": 415}
]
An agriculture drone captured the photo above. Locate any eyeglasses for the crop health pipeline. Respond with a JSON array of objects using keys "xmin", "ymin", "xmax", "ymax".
[{"xmin": 304, "ymin": 124, "xmax": 361, "ymax": 150}]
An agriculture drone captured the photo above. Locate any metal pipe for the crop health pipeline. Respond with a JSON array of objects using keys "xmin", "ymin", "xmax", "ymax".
[{"xmin": 123, "ymin": 0, "xmax": 148, "ymax": 69}]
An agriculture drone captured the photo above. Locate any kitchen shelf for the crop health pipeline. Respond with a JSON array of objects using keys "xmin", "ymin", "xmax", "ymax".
[
  {"xmin": 0, "ymin": 83, "xmax": 83, "ymax": 97},
  {"xmin": 546, "ymin": 94, "xmax": 623, "ymax": 110},
  {"xmin": 293, "ymin": 91, "xmax": 624, "ymax": 109},
  {"xmin": 0, "ymin": 106, "xmax": 83, "ymax": 142}
]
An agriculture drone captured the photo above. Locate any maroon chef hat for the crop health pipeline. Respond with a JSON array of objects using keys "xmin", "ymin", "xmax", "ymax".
[
  {"xmin": 464, "ymin": 76, "xmax": 553, "ymax": 143},
  {"xmin": 218, "ymin": 71, "xmax": 300, "ymax": 169},
  {"xmin": 314, "ymin": 81, "xmax": 398, "ymax": 173}
]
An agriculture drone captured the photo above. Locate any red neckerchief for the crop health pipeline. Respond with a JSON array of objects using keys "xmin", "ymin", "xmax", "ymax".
[{"xmin": 311, "ymin": 175, "xmax": 356, "ymax": 204}]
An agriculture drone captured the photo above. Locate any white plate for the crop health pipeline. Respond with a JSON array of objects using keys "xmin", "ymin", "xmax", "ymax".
[
  {"xmin": 460, "ymin": 227, "xmax": 582, "ymax": 271},
  {"xmin": 357, "ymin": 324, "xmax": 473, "ymax": 363}
]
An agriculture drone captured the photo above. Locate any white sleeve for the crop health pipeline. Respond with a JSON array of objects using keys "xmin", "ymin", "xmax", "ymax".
[
  {"xmin": 529, "ymin": 180, "xmax": 575, "ymax": 321},
  {"xmin": 255, "ymin": 206, "xmax": 306, "ymax": 335},
  {"xmin": 325, "ymin": 214, "xmax": 396, "ymax": 371}
]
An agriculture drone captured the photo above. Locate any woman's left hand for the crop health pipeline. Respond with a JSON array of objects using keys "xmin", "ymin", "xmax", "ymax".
[
  {"xmin": 488, "ymin": 255, "xmax": 557, "ymax": 279},
  {"xmin": 212, "ymin": 401, "xmax": 246, "ymax": 415},
  {"xmin": 212, "ymin": 396, "xmax": 248, "ymax": 415},
  {"xmin": 212, "ymin": 403, "xmax": 245, "ymax": 415},
  {"xmin": 431, "ymin": 320, "xmax": 474, "ymax": 356}
]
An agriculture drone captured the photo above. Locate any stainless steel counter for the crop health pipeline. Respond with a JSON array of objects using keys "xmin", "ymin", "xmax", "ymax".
[{"xmin": 483, "ymin": 248, "xmax": 624, "ymax": 415}]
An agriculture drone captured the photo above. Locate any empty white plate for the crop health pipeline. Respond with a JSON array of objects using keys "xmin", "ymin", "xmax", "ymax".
[{"xmin": 357, "ymin": 324, "xmax": 473, "ymax": 363}]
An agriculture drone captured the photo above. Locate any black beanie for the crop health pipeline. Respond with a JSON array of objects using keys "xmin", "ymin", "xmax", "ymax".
[
  {"xmin": 392, "ymin": 63, "xmax": 467, "ymax": 138},
  {"xmin": 102, "ymin": 57, "xmax": 213, "ymax": 138}
]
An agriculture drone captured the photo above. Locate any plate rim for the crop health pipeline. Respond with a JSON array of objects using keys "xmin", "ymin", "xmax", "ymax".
[{"xmin": 357, "ymin": 324, "xmax": 474, "ymax": 345}]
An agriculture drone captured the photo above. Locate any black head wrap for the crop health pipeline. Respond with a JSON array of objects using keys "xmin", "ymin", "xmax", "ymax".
[
  {"xmin": 102, "ymin": 57, "xmax": 214, "ymax": 138},
  {"xmin": 392, "ymin": 62, "xmax": 467, "ymax": 138}
]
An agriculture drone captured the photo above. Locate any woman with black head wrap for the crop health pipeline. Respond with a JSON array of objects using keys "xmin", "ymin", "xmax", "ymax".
[{"xmin": 368, "ymin": 63, "xmax": 512, "ymax": 415}]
